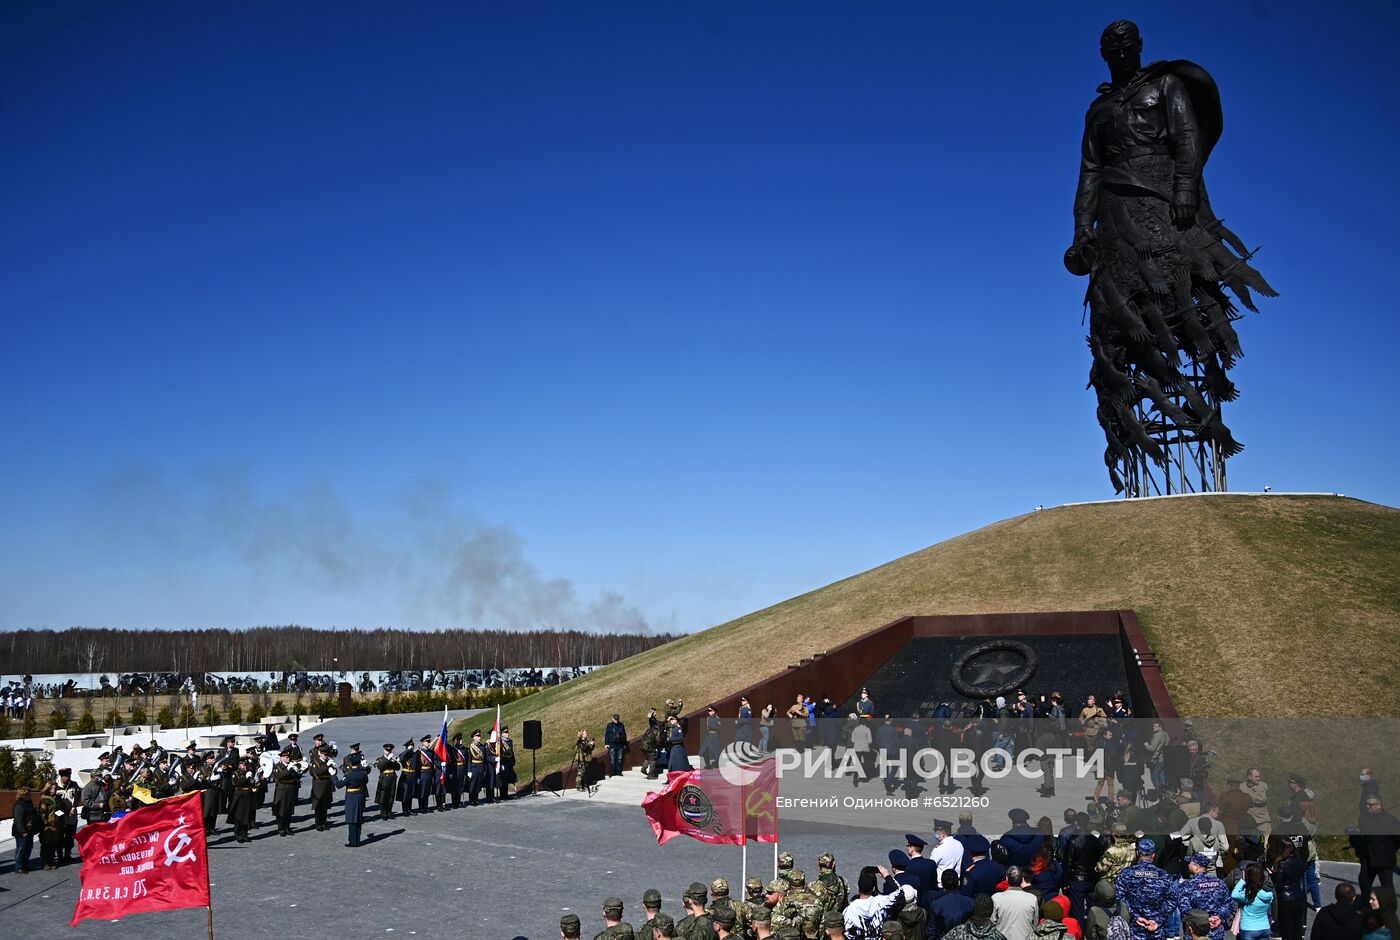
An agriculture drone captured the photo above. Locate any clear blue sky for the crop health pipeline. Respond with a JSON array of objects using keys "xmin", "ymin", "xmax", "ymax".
[{"xmin": 3, "ymin": 1, "xmax": 1397, "ymax": 635}]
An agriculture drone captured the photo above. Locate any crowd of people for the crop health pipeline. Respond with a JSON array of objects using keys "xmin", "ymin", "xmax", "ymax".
[
  {"xmin": 557, "ymin": 784, "xmax": 1400, "ymax": 940},
  {"xmin": 8, "ymin": 720, "xmax": 519, "ymax": 872}
]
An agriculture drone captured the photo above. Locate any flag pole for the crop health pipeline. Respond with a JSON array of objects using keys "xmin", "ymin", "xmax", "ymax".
[{"xmin": 207, "ymin": 904, "xmax": 215, "ymax": 940}]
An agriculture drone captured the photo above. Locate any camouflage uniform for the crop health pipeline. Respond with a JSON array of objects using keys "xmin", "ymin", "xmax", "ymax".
[
  {"xmin": 1116, "ymin": 858, "xmax": 1179, "ymax": 940},
  {"xmin": 1176, "ymin": 871, "xmax": 1233, "ymax": 940},
  {"xmin": 1097, "ymin": 833, "xmax": 1138, "ymax": 886},
  {"xmin": 812, "ymin": 853, "xmax": 850, "ymax": 914},
  {"xmin": 678, "ymin": 882, "xmax": 720, "ymax": 940},
  {"xmin": 595, "ymin": 897, "xmax": 635, "ymax": 940},
  {"xmin": 779, "ymin": 870, "xmax": 822, "ymax": 940},
  {"xmin": 709, "ymin": 878, "xmax": 752, "ymax": 940},
  {"xmin": 778, "ymin": 851, "xmax": 795, "ymax": 884}
]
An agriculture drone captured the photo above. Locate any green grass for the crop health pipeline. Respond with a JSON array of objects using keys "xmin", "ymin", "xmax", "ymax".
[{"xmin": 454, "ymin": 495, "xmax": 1400, "ymax": 779}]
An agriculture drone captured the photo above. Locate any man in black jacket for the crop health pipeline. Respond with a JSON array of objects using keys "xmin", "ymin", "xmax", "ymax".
[
  {"xmin": 1309, "ymin": 884, "xmax": 1363, "ymax": 940},
  {"xmin": 1064, "ymin": 813, "xmax": 1105, "ymax": 920},
  {"xmin": 11, "ymin": 786, "xmax": 39, "ymax": 874},
  {"xmin": 1351, "ymin": 795, "xmax": 1400, "ymax": 895},
  {"xmin": 605, "ymin": 714, "xmax": 628, "ymax": 777}
]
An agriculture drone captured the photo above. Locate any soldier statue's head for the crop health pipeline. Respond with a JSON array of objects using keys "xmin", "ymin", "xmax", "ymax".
[{"xmin": 1099, "ymin": 20, "xmax": 1143, "ymax": 81}]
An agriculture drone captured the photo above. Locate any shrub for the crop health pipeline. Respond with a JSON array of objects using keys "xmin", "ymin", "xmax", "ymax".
[
  {"xmin": 23, "ymin": 713, "xmax": 40, "ymax": 738},
  {"xmin": 0, "ymin": 714, "xmax": 11, "ymax": 738},
  {"xmin": 177, "ymin": 705, "xmax": 196, "ymax": 728},
  {"xmin": 270, "ymin": 699, "xmax": 286, "ymax": 716},
  {"xmin": 75, "ymin": 711, "xmax": 99, "ymax": 734},
  {"xmin": 47, "ymin": 702, "xmax": 72, "ymax": 732},
  {"xmin": 156, "ymin": 706, "xmax": 175, "ymax": 729},
  {"xmin": 0, "ymin": 747, "xmax": 15, "ymax": 788},
  {"xmin": 129, "ymin": 705, "xmax": 148, "ymax": 725},
  {"xmin": 104, "ymin": 709, "xmax": 122, "ymax": 727},
  {"xmin": 202, "ymin": 705, "xmax": 222, "ymax": 726},
  {"xmin": 247, "ymin": 701, "xmax": 265, "ymax": 723},
  {"xmin": 227, "ymin": 704, "xmax": 243, "ymax": 724}
]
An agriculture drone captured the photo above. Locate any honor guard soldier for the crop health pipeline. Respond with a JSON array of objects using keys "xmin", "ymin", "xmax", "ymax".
[
  {"xmin": 466, "ymin": 729, "xmax": 489, "ymax": 805},
  {"xmin": 284, "ymin": 732, "xmax": 303, "ymax": 762},
  {"xmin": 342, "ymin": 754, "xmax": 370, "ymax": 847},
  {"xmin": 272, "ymin": 749, "xmax": 302, "ymax": 836},
  {"xmin": 397, "ymin": 739, "xmax": 418, "ymax": 815},
  {"xmin": 447, "ymin": 732, "xmax": 467, "ymax": 808},
  {"xmin": 309, "ymin": 743, "xmax": 336, "ymax": 830},
  {"xmin": 375, "ymin": 743, "xmax": 401, "ymax": 820},
  {"xmin": 495, "ymin": 725, "xmax": 517, "ymax": 800},
  {"xmin": 416, "ymin": 734, "xmax": 440, "ymax": 813}
]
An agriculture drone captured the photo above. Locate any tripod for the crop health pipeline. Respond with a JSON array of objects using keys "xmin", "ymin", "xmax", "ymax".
[{"xmin": 528, "ymin": 747, "xmax": 560, "ymax": 798}]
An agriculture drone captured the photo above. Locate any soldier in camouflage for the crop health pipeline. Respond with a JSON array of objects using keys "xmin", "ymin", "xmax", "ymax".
[
  {"xmin": 710, "ymin": 877, "xmax": 752, "ymax": 940},
  {"xmin": 781, "ymin": 870, "xmax": 823, "ymax": 939},
  {"xmin": 751, "ymin": 904, "xmax": 774, "ymax": 939},
  {"xmin": 1115, "ymin": 840, "xmax": 1179, "ymax": 940},
  {"xmin": 651, "ymin": 912, "xmax": 678, "ymax": 939},
  {"xmin": 1175, "ymin": 853, "xmax": 1232, "ymax": 940},
  {"xmin": 563, "ymin": 913, "xmax": 584, "ymax": 939},
  {"xmin": 1097, "ymin": 823, "xmax": 1138, "ymax": 886},
  {"xmin": 778, "ymin": 851, "xmax": 796, "ymax": 883},
  {"xmin": 678, "ymin": 882, "xmax": 719, "ymax": 940},
  {"xmin": 813, "ymin": 852, "xmax": 850, "ymax": 914},
  {"xmin": 640, "ymin": 889, "xmax": 664, "ymax": 936},
  {"xmin": 596, "ymin": 897, "xmax": 635, "ymax": 940},
  {"xmin": 714, "ymin": 905, "xmax": 741, "ymax": 939}
]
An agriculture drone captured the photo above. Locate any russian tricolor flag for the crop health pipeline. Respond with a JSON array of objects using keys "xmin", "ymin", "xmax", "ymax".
[{"xmin": 433, "ymin": 704, "xmax": 449, "ymax": 785}]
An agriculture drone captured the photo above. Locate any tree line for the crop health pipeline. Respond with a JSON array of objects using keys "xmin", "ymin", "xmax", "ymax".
[{"xmin": 2, "ymin": 626, "xmax": 680, "ymax": 674}]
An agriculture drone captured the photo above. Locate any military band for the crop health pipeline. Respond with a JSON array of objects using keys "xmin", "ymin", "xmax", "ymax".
[{"xmin": 51, "ymin": 716, "xmax": 521, "ymax": 866}]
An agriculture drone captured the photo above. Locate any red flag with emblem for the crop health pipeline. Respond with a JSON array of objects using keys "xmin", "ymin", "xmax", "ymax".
[
  {"xmin": 71, "ymin": 790, "xmax": 211, "ymax": 927},
  {"xmin": 641, "ymin": 759, "xmax": 779, "ymax": 846}
]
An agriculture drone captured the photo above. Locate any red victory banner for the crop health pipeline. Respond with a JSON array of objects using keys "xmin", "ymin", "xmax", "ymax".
[
  {"xmin": 72, "ymin": 791, "xmax": 211, "ymax": 927},
  {"xmin": 642, "ymin": 759, "xmax": 779, "ymax": 846}
]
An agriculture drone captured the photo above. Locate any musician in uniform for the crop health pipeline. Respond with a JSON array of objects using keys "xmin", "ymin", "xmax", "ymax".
[
  {"xmin": 342, "ymin": 753, "xmax": 370, "ymax": 848},
  {"xmin": 272, "ymin": 748, "xmax": 302, "ymax": 837},
  {"xmin": 230, "ymin": 756, "xmax": 258, "ymax": 843},
  {"xmin": 495, "ymin": 725, "xmax": 517, "ymax": 801},
  {"xmin": 397, "ymin": 739, "xmax": 418, "ymax": 816},
  {"xmin": 447, "ymin": 732, "xmax": 466, "ymax": 808},
  {"xmin": 375, "ymin": 743, "xmax": 401, "ymax": 820},
  {"xmin": 218, "ymin": 737, "xmax": 238, "ymax": 813},
  {"xmin": 466, "ymin": 729, "xmax": 489, "ymax": 805},
  {"xmin": 284, "ymin": 733, "xmax": 304, "ymax": 762},
  {"xmin": 200, "ymin": 752, "xmax": 223, "ymax": 834},
  {"xmin": 55, "ymin": 767, "xmax": 81, "ymax": 865},
  {"xmin": 249, "ymin": 744, "xmax": 269, "ymax": 812},
  {"xmin": 309, "ymin": 742, "xmax": 336, "ymax": 831}
]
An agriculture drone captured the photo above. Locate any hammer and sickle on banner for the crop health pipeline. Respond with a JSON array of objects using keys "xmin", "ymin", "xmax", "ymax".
[
  {"xmin": 163, "ymin": 825, "xmax": 196, "ymax": 867},
  {"xmin": 745, "ymin": 788, "xmax": 774, "ymax": 821}
]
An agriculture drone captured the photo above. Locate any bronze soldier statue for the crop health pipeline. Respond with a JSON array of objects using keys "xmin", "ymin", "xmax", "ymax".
[{"xmin": 1065, "ymin": 20, "xmax": 1276, "ymax": 496}]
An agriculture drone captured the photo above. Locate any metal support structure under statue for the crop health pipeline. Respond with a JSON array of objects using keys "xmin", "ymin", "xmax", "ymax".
[{"xmin": 1119, "ymin": 359, "xmax": 1228, "ymax": 498}]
